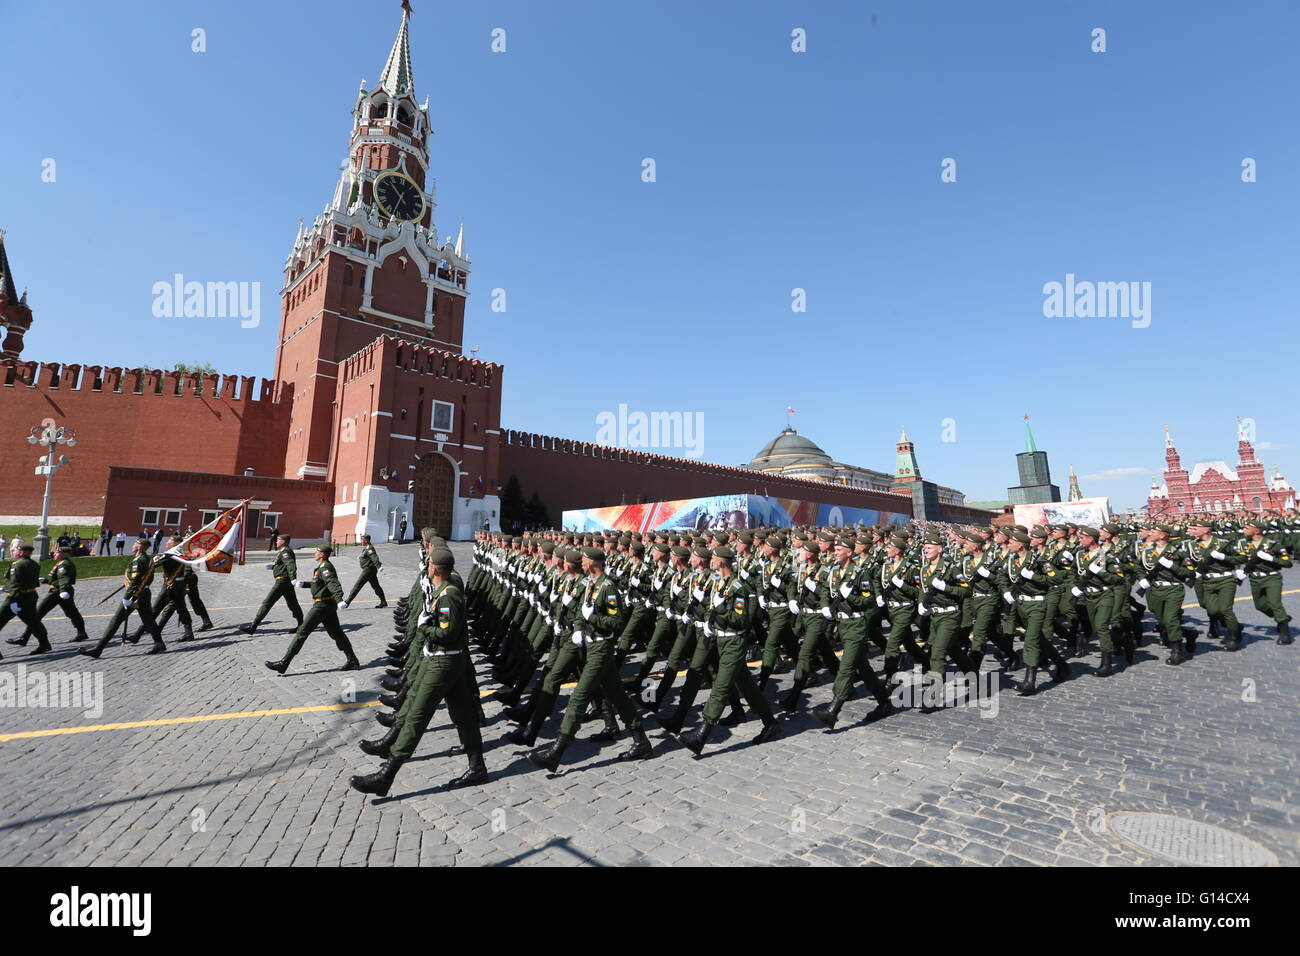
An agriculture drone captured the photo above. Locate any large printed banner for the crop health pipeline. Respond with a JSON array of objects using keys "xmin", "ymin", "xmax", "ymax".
[
  {"xmin": 1013, "ymin": 497, "xmax": 1111, "ymax": 529},
  {"xmin": 562, "ymin": 494, "xmax": 909, "ymax": 533}
]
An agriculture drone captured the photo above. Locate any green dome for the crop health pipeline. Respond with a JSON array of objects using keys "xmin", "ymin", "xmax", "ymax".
[{"xmin": 749, "ymin": 428, "xmax": 833, "ymax": 469}]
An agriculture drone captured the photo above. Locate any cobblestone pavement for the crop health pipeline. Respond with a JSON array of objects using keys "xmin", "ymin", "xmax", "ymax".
[{"xmin": 1, "ymin": 542, "xmax": 1296, "ymax": 866}]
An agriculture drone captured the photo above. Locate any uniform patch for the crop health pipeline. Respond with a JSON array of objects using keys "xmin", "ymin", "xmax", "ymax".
[
  {"xmin": 606, "ymin": 594, "xmax": 619, "ymax": 615},
  {"xmin": 733, "ymin": 597, "xmax": 746, "ymax": 613},
  {"xmin": 438, "ymin": 605, "xmax": 451, "ymax": 629}
]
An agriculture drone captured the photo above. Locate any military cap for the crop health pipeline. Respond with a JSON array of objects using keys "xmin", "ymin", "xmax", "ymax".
[
  {"xmin": 1187, "ymin": 517, "xmax": 1212, "ymax": 529},
  {"xmin": 18, "ymin": 544, "xmax": 34, "ymax": 553},
  {"xmin": 1101, "ymin": 522, "xmax": 1123, "ymax": 535},
  {"xmin": 1243, "ymin": 516, "xmax": 1267, "ymax": 530},
  {"xmin": 539, "ymin": 541, "xmax": 556, "ymax": 555},
  {"xmin": 713, "ymin": 546, "xmax": 735, "ymax": 561},
  {"xmin": 1076, "ymin": 526, "xmax": 1100, "ymax": 539},
  {"xmin": 653, "ymin": 542, "xmax": 671, "ymax": 554},
  {"xmin": 428, "ymin": 547, "xmax": 455, "ymax": 568},
  {"xmin": 888, "ymin": 535, "xmax": 909, "ymax": 549},
  {"xmin": 316, "ymin": 545, "xmax": 333, "ymax": 556},
  {"xmin": 581, "ymin": 546, "xmax": 606, "ymax": 562},
  {"xmin": 670, "ymin": 545, "xmax": 691, "ymax": 558},
  {"xmin": 691, "ymin": 545, "xmax": 712, "ymax": 559},
  {"xmin": 630, "ymin": 542, "xmax": 646, "ymax": 557},
  {"xmin": 802, "ymin": 540, "xmax": 821, "ymax": 555},
  {"xmin": 1007, "ymin": 530, "xmax": 1031, "ymax": 544},
  {"xmin": 855, "ymin": 535, "xmax": 873, "ymax": 547},
  {"xmin": 958, "ymin": 530, "xmax": 983, "ymax": 543},
  {"xmin": 1029, "ymin": 526, "xmax": 1049, "ymax": 539},
  {"xmin": 922, "ymin": 530, "xmax": 944, "ymax": 545},
  {"xmin": 1152, "ymin": 523, "xmax": 1176, "ymax": 535}
]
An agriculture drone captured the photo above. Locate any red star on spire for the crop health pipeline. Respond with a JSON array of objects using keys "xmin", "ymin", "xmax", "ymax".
[{"xmin": 401, "ymin": 0, "xmax": 412, "ymax": 14}]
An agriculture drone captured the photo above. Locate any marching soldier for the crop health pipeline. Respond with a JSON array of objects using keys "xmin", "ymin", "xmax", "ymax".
[
  {"xmin": 1238, "ymin": 516, "xmax": 1293, "ymax": 645},
  {"xmin": 351, "ymin": 548, "xmax": 488, "ymax": 795},
  {"xmin": 79, "ymin": 539, "xmax": 166, "ymax": 658},
  {"xmin": 1136, "ymin": 523, "xmax": 1196, "ymax": 664},
  {"xmin": 1070, "ymin": 526, "xmax": 1130, "ymax": 675},
  {"xmin": 239, "ymin": 534, "xmax": 305, "ymax": 634},
  {"xmin": 0, "ymin": 544, "xmax": 52, "ymax": 656},
  {"xmin": 264, "ymin": 546, "xmax": 361, "ymax": 674},
  {"xmin": 915, "ymin": 529, "xmax": 975, "ymax": 710},
  {"xmin": 779, "ymin": 539, "xmax": 841, "ymax": 712},
  {"xmin": 878, "ymin": 533, "xmax": 928, "ymax": 685},
  {"xmin": 999, "ymin": 529, "xmax": 1069, "ymax": 694},
  {"xmin": 341, "ymin": 533, "xmax": 387, "ymax": 609},
  {"xmin": 1184, "ymin": 517, "xmax": 1245, "ymax": 651},
  {"xmin": 149, "ymin": 536, "xmax": 196, "ymax": 642},
  {"xmin": 8, "ymin": 544, "xmax": 88, "ymax": 651},
  {"xmin": 955, "ymin": 529, "xmax": 1016, "ymax": 671},
  {"xmin": 154, "ymin": 562, "xmax": 215, "ymax": 636}
]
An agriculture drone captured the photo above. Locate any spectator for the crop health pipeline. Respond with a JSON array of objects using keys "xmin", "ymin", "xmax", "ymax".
[
  {"xmin": 267, "ymin": 527, "xmax": 276, "ymax": 551},
  {"xmin": 151, "ymin": 527, "xmax": 164, "ymax": 554},
  {"xmin": 99, "ymin": 528, "xmax": 111, "ymax": 555},
  {"xmin": 398, "ymin": 516, "xmax": 408, "ymax": 543},
  {"xmin": 0, "ymin": 531, "xmax": 8, "ymax": 558},
  {"xmin": 115, "ymin": 531, "xmax": 126, "ymax": 555},
  {"xmin": 11, "ymin": 534, "xmax": 25, "ymax": 559}
]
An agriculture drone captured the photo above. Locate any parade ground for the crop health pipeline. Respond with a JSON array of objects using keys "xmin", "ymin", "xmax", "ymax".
[{"xmin": 2, "ymin": 541, "xmax": 1296, "ymax": 867}]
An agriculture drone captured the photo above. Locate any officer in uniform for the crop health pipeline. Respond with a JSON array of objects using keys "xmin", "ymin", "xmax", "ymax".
[
  {"xmin": 1136, "ymin": 523, "xmax": 1196, "ymax": 664},
  {"xmin": 264, "ymin": 546, "xmax": 361, "ymax": 674},
  {"xmin": 350, "ymin": 548, "xmax": 488, "ymax": 796},
  {"xmin": 1184, "ymin": 517, "xmax": 1245, "ymax": 651},
  {"xmin": 239, "ymin": 535, "xmax": 304, "ymax": 634},
  {"xmin": 955, "ymin": 529, "xmax": 1015, "ymax": 671},
  {"xmin": 152, "ymin": 561, "xmax": 215, "ymax": 637},
  {"xmin": 1238, "ymin": 516, "xmax": 1293, "ymax": 645},
  {"xmin": 878, "ymin": 534, "xmax": 928, "ymax": 685},
  {"xmin": 79, "ymin": 539, "xmax": 166, "ymax": 658},
  {"xmin": 1071, "ymin": 526, "xmax": 1129, "ymax": 675},
  {"xmin": 998, "ymin": 530, "xmax": 1069, "ymax": 694},
  {"xmin": 8, "ymin": 544, "xmax": 88, "ymax": 651},
  {"xmin": 341, "ymin": 533, "xmax": 387, "ymax": 609},
  {"xmin": 527, "ymin": 546, "xmax": 654, "ymax": 772},
  {"xmin": 0, "ymin": 544, "xmax": 51, "ymax": 656},
  {"xmin": 779, "ymin": 539, "xmax": 841, "ymax": 712},
  {"xmin": 915, "ymin": 529, "xmax": 975, "ymax": 710}
]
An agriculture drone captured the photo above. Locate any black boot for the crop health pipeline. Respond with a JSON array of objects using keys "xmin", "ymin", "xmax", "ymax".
[
  {"xmin": 863, "ymin": 695, "xmax": 894, "ymax": 723},
  {"xmin": 1075, "ymin": 634, "xmax": 1088, "ymax": 657},
  {"xmin": 1015, "ymin": 666, "xmax": 1038, "ymax": 696},
  {"xmin": 812, "ymin": 697, "xmax": 843, "ymax": 729},
  {"xmin": 589, "ymin": 710, "xmax": 621, "ymax": 743},
  {"xmin": 1279, "ymin": 621, "xmax": 1294, "ymax": 646},
  {"xmin": 778, "ymin": 677, "xmax": 807, "ymax": 713},
  {"xmin": 528, "ymin": 732, "xmax": 573, "ymax": 773},
  {"xmin": 197, "ymin": 619, "xmax": 214, "ymax": 632},
  {"xmin": 679, "ymin": 719, "xmax": 716, "ymax": 755},
  {"xmin": 375, "ymin": 709, "xmax": 397, "ymax": 728},
  {"xmin": 349, "ymin": 757, "xmax": 406, "ymax": 797},
  {"xmin": 1225, "ymin": 624, "xmax": 1242, "ymax": 652},
  {"xmin": 5, "ymin": 636, "xmax": 29, "ymax": 647},
  {"xmin": 146, "ymin": 638, "xmax": 167, "ymax": 655},
  {"xmin": 378, "ymin": 674, "xmax": 406, "ymax": 693},
  {"xmin": 508, "ymin": 707, "xmax": 546, "ymax": 747},
  {"xmin": 1121, "ymin": 629, "xmax": 1136, "ymax": 664},
  {"xmin": 617, "ymin": 728, "xmax": 653, "ymax": 761},
  {"xmin": 339, "ymin": 643, "xmax": 361, "ymax": 671},
  {"xmin": 719, "ymin": 705, "xmax": 746, "ymax": 727},
  {"xmin": 79, "ymin": 645, "xmax": 104, "ymax": 659},
  {"xmin": 1165, "ymin": 642, "xmax": 1184, "ymax": 665},
  {"xmin": 264, "ymin": 655, "xmax": 293, "ymax": 674},
  {"xmin": 378, "ymin": 689, "xmax": 405, "ymax": 708},
  {"xmin": 756, "ymin": 666, "xmax": 773, "ymax": 691},
  {"xmin": 969, "ymin": 651, "xmax": 984, "ymax": 674},
  {"xmin": 28, "ymin": 637, "xmax": 52, "ymax": 655},
  {"xmin": 752, "ymin": 714, "xmax": 782, "ymax": 744},
  {"xmin": 360, "ymin": 726, "xmax": 399, "ymax": 757},
  {"xmin": 238, "ymin": 622, "xmax": 258, "ymax": 635},
  {"xmin": 70, "ymin": 631, "xmax": 89, "ymax": 642},
  {"xmin": 178, "ymin": 625, "xmax": 195, "ymax": 643},
  {"xmin": 1051, "ymin": 657, "xmax": 1070, "ymax": 682},
  {"xmin": 447, "ymin": 749, "xmax": 488, "ymax": 789},
  {"xmin": 503, "ymin": 699, "xmax": 534, "ymax": 724},
  {"xmin": 1182, "ymin": 628, "xmax": 1198, "ymax": 656},
  {"xmin": 1094, "ymin": 651, "xmax": 1114, "ymax": 678}
]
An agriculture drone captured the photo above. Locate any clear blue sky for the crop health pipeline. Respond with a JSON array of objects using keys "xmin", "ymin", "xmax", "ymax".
[{"xmin": 3, "ymin": 0, "xmax": 1297, "ymax": 510}]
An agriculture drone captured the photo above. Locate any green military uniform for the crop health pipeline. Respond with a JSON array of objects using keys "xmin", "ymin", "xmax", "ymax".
[
  {"xmin": 344, "ymin": 541, "xmax": 387, "ymax": 607},
  {"xmin": 997, "ymin": 538, "xmax": 1069, "ymax": 694},
  {"xmin": 150, "ymin": 552, "xmax": 195, "ymax": 638},
  {"xmin": 9, "ymin": 553, "xmax": 87, "ymax": 650},
  {"xmin": 1238, "ymin": 528, "xmax": 1293, "ymax": 644},
  {"xmin": 779, "ymin": 544, "xmax": 841, "ymax": 710},
  {"xmin": 878, "ymin": 546, "xmax": 928, "ymax": 681},
  {"xmin": 81, "ymin": 551, "xmax": 165, "ymax": 657},
  {"xmin": 265, "ymin": 555, "xmax": 360, "ymax": 673},
  {"xmin": 812, "ymin": 544, "xmax": 892, "ymax": 729},
  {"xmin": 756, "ymin": 544, "xmax": 801, "ymax": 688},
  {"xmin": 1071, "ymin": 532, "xmax": 1130, "ymax": 673},
  {"xmin": 1184, "ymin": 528, "xmax": 1245, "ymax": 649},
  {"xmin": 246, "ymin": 544, "xmax": 304, "ymax": 630},
  {"xmin": 1136, "ymin": 533, "xmax": 1196, "ymax": 663},
  {"xmin": 153, "ymin": 565, "xmax": 213, "ymax": 634},
  {"xmin": 917, "ymin": 545, "xmax": 975, "ymax": 684},
  {"xmin": 0, "ymin": 551, "xmax": 50, "ymax": 655}
]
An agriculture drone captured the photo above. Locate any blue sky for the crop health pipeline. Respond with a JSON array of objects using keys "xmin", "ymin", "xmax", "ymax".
[{"xmin": 2, "ymin": 0, "xmax": 1296, "ymax": 509}]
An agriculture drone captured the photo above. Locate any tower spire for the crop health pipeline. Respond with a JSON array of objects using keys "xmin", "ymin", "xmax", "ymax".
[
  {"xmin": 379, "ymin": 2, "xmax": 415, "ymax": 97},
  {"xmin": 1068, "ymin": 464, "xmax": 1083, "ymax": 501},
  {"xmin": 1023, "ymin": 414, "xmax": 1037, "ymax": 453},
  {"xmin": 454, "ymin": 218, "xmax": 464, "ymax": 257}
]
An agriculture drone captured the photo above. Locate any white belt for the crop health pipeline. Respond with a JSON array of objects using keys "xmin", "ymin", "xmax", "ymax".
[
  {"xmin": 712, "ymin": 629, "xmax": 742, "ymax": 637},
  {"xmin": 1248, "ymin": 571, "xmax": 1280, "ymax": 578},
  {"xmin": 421, "ymin": 647, "xmax": 463, "ymax": 658},
  {"xmin": 1202, "ymin": 571, "xmax": 1234, "ymax": 579},
  {"xmin": 693, "ymin": 622, "xmax": 704, "ymax": 629},
  {"xmin": 888, "ymin": 600, "xmax": 913, "ymax": 608},
  {"xmin": 1017, "ymin": 594, "xmax": 1045, "ymax": 602},
  {"xmin": 836, "ymin": 611, "xmax": 864, "ymax": 619},
  {"xmin": 1151, "ymin": 581, "xmax": 1183, "ymax": 588},
  {"xmin": 930, "ymin": 605, "xmax": 958, "ymax": 614}
]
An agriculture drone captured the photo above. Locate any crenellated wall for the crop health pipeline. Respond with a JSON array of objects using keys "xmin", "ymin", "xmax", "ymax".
[{"xmin": 0, "ymin": 361, "xmax": 293, "ymax": 521}]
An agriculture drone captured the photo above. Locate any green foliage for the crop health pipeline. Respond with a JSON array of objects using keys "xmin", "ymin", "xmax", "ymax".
[
  {"xmin": 524, "ymin": 491, "xmax": 550, "ymax": 529},
  {"xmin": 0, "ymin": 555, "xmax": 134, "ymax": 581},
  {"xmin": 499, "ymin": 473, "xmax": 526, "ymax": 528},
  {"xmin": 0, "ymin": 525, "xmax": 101, "ymax": 542}
]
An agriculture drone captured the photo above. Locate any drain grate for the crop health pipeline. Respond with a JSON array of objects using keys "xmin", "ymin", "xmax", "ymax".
[{"xmin": 1107, "ymin": 812, "xmax": 1275, "ymax": 866}]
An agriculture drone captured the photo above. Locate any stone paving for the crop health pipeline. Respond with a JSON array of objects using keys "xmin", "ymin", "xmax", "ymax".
[{"xmin": 1, "ymin": 541, "xmax": 1296, "ymax": 866}]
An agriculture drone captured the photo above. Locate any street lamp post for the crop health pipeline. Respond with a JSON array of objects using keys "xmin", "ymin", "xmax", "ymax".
[{"xmin": 27, "ymin": 422, "xmax": 77, "ymax": 562}]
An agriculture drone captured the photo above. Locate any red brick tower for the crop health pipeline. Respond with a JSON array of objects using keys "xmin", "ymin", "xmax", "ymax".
[
  {"xmin": 0, "ymin": 230, "xmax": 34, "ymax": 359},
  {"xmin": 274, "ymin": 2, "xmax": 471, "ymax": 481}
]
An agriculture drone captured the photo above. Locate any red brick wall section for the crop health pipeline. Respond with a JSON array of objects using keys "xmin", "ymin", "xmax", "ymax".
[
  {"xmin": 0, "ymin": 361, "xmax": 291, "ymax": 519},
  {"xmin": 103, "ymin": 467, "xmax": 334, "ymax": 543},
  {"xmin": 499, "ymin": 430, "xmax": 919, "ymax": 521}
]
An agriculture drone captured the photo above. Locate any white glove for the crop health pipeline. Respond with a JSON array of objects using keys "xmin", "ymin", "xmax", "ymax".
[
  {"xmin": 1089, "ymin": 562, "xmax": 1104, "ymax": 574},
  {"xmin": 121, "ymin": 599, "xmax": 132, "ymax": 610},
  {"xmin": 977, "ymin": 567, "xmax": 991, "ymax": 579},
  {"xmin": 59, "ymin": 591, "xmax": 70, "ymax": 600},
  {"xmin": 1138, "ymin": 578, "xmax": 1150, "ymax": 590},
  {"xmin": 740, "ymin": 570, "xmax": 750, "ymax": 580},
  {"xmin": 297, "ymin": 580, "xmax": 310, "ymax": 588},
  {"xmin": 839, "ymin": 582, "xmax": 852, "ymax": 598},
  {"xmin": 804, "ymin": 577, "xmax": 817, "ymax": 593},
  {"xmin": 553, "ymin": 622, "xmax": 562, "ymax": 635},
  {"xmin": 1060, "ymin": 550, "xmax": 1073, "ymax": 562},
  {"xmin": 692, "ymin": 587, "xmax": 705, "ymax": 601},
  {"xmin": 562, "ymin": 593, "xmax": 574, "ymax": 606},
  {"xmin": 703, "ymin": 623, "xmax": 714, "ymax": 638},
  {"xmin": 581, "ymin": 604, "xmax": 593, "ymax": 620},
  {"xmin": 820, "ymin": 606, "xmax": 832, "ymax": 619},
  {"xmin": 1158, "ymin": 556, "xmax": 1174, "ymax": 569},
  {"xmin": 1210, "ymin": 550, "xmax": 1226, "ymax": 561},
  {"xmin": 644, "ymin": 599, "xmax": 653, "ymax": 609},
  {"xmin": 671, "ymin": 583, "xmax": 683, "ymax": 596},
  {"xmin": 570, "ymin": 631, "xmax": 585, "ymax": 645},
  {"xmin": 917, "ymin": 603, "xmax": 930, "ymax": 617},
  {"xmin": 758, "ymin": 595, "xmax": 768, "ymax": 608},
  {"xmin": 630, "ymin": 577, "xmax": 640, "ymax": 587},
  {"xmin": 418, "ymin": 611, "xmax": 433, "ymax": 625},
  {"xmin": 891, "ymin": 575, "xmax": 905, "ymax": 588},
  {"xmin": 1020, "ymin": 568, "xmax": 1035, "ymax": 580},
  {"xmin": 933, "ymin": 579, "xmax": 947, "ymax": 592},
  {"xmin": 1002, "ymin": 592, "xmax": 1014, "ymax": 605},
  {"xmin": 682, "ymin": 614, "xmax": 693, "ymax": 625},
  {"xmin": 339, "ymin": 602, "xmax": 349, "ymax": 610},
  {"xmin": 787, "ymin": 600, "xmax": 800, "ymax": 615},
  {"xmin": 1234, "ymin": 569, "xmax": 1247, "ymax": 581},
  {"xmin": 876, "ymin": 594, "xmax": 885, "ymax": 607},
  {"xmin": 264, "ymin": 563, "xmax": 274, "ymax": 570},
  {"xmin": 1071, "ymin": 587, "xmax": 1083, "ymax": 597},
  {"xmin": 711, "ymin": 593, "xmax": 724, "ymax": 608},
  {"xmin": 769, "ymin": 575, "xmax": 781, "ymax": 587},
  {"xmin": 1258, "ymin": 551, "xmax": 1274, "ymax": 562}
]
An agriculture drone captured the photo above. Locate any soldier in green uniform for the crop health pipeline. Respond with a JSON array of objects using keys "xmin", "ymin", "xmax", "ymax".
[
  {"xmin": 878, "ymin": 534, "xmax": 928, "ymax": 685},
  {"xmin": 350, "ymin": 548, "xmax": 488, "ymax": 796},
  {"xmin": 8, "ymin": 544, "xmax": 88, "ymax": 651},
  {"xmin": 955, "ymin": 529, "xmax": 1016, "ymax": 671},
  {"xmin": 1136, "ymin": 524, "xmax": 1196, "ymax": 664},
  {"xmin": 264, "ymin": 546, "xmax": 361, "ymax": 674},
  {"xmin": 811, "ymin": 536, "xmax": 893, "ymax": 729},
  {"xmin": 629, "ymin": 544, "xmax": 688, "ymax": 701},
  {"xmin": 915, "ymin": 529, "xmax": 975, "ymax": 711},
  {"xmin": 527, "ymin": 547, "xmax": 654, "ymax": 772},
  {"xmin": 238, "ymin": 534, "xmax": 304, "ymax": 634},
  {"xmin": 778, "ymin": 540, "xmax": 841, "ymax": 712},
  {"xmin": 1070, "ymin": 526, "xmax": 1129, "ymax": 675},
  {"xmin": 1184, "ymin": 517, "xmax": 1246, "ymax": 651},
  {"xmin": 1238, "ymin": 516, "xmax": 1293, "ymax": 645},
  {"xmin": 0, "ymin": 544, "xmax": 52, "ymax": 656},
  {"xmin": 152, "ymin": 562, "xmax": 215, "ymax": 636},
  {"xmin": 998, "ymin": 530, "xmax": 1069, "ymax": 694},
  {"xmin": 755, "ymin": 535, "xmax": 802, "ymax": 689},
  {"xmin": 341, "ymin": 533, "xmax": 387, "ymax": 609},
  {"xmin": 674, "ymin": 546, "xmax": 781, "ymax": 753},
  {"xmin": 144, "ymin": 535, "xmax": 196, "ymax": 642},
  {"xmin": 79, "ymin": 539, "xmax": 166, "ymax": 658}
]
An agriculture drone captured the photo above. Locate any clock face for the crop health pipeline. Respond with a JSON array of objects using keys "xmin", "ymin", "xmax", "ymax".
[{"xmin": 373, "ymin": 172, "xmax": 424, "ymax": 222}]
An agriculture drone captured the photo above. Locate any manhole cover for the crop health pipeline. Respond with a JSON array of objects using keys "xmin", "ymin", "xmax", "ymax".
[{"xmin": 1106, "ymin": 812, "xmax": 1275, "ymax": 866}]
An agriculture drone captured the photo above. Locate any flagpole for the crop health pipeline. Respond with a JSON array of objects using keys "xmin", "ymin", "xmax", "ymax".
[{"xmin": 238, "ymin": 501, "xmax": 248, "ymax": 566}]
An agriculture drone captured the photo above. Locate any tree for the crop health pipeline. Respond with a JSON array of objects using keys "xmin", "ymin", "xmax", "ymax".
[
  {"xmin": 524, "ymin": 491, "xmax": 550, "ymax": 530},
  {"xmin": 499, "ymin": 474, "xmax": 526, "ymax": 530}
]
